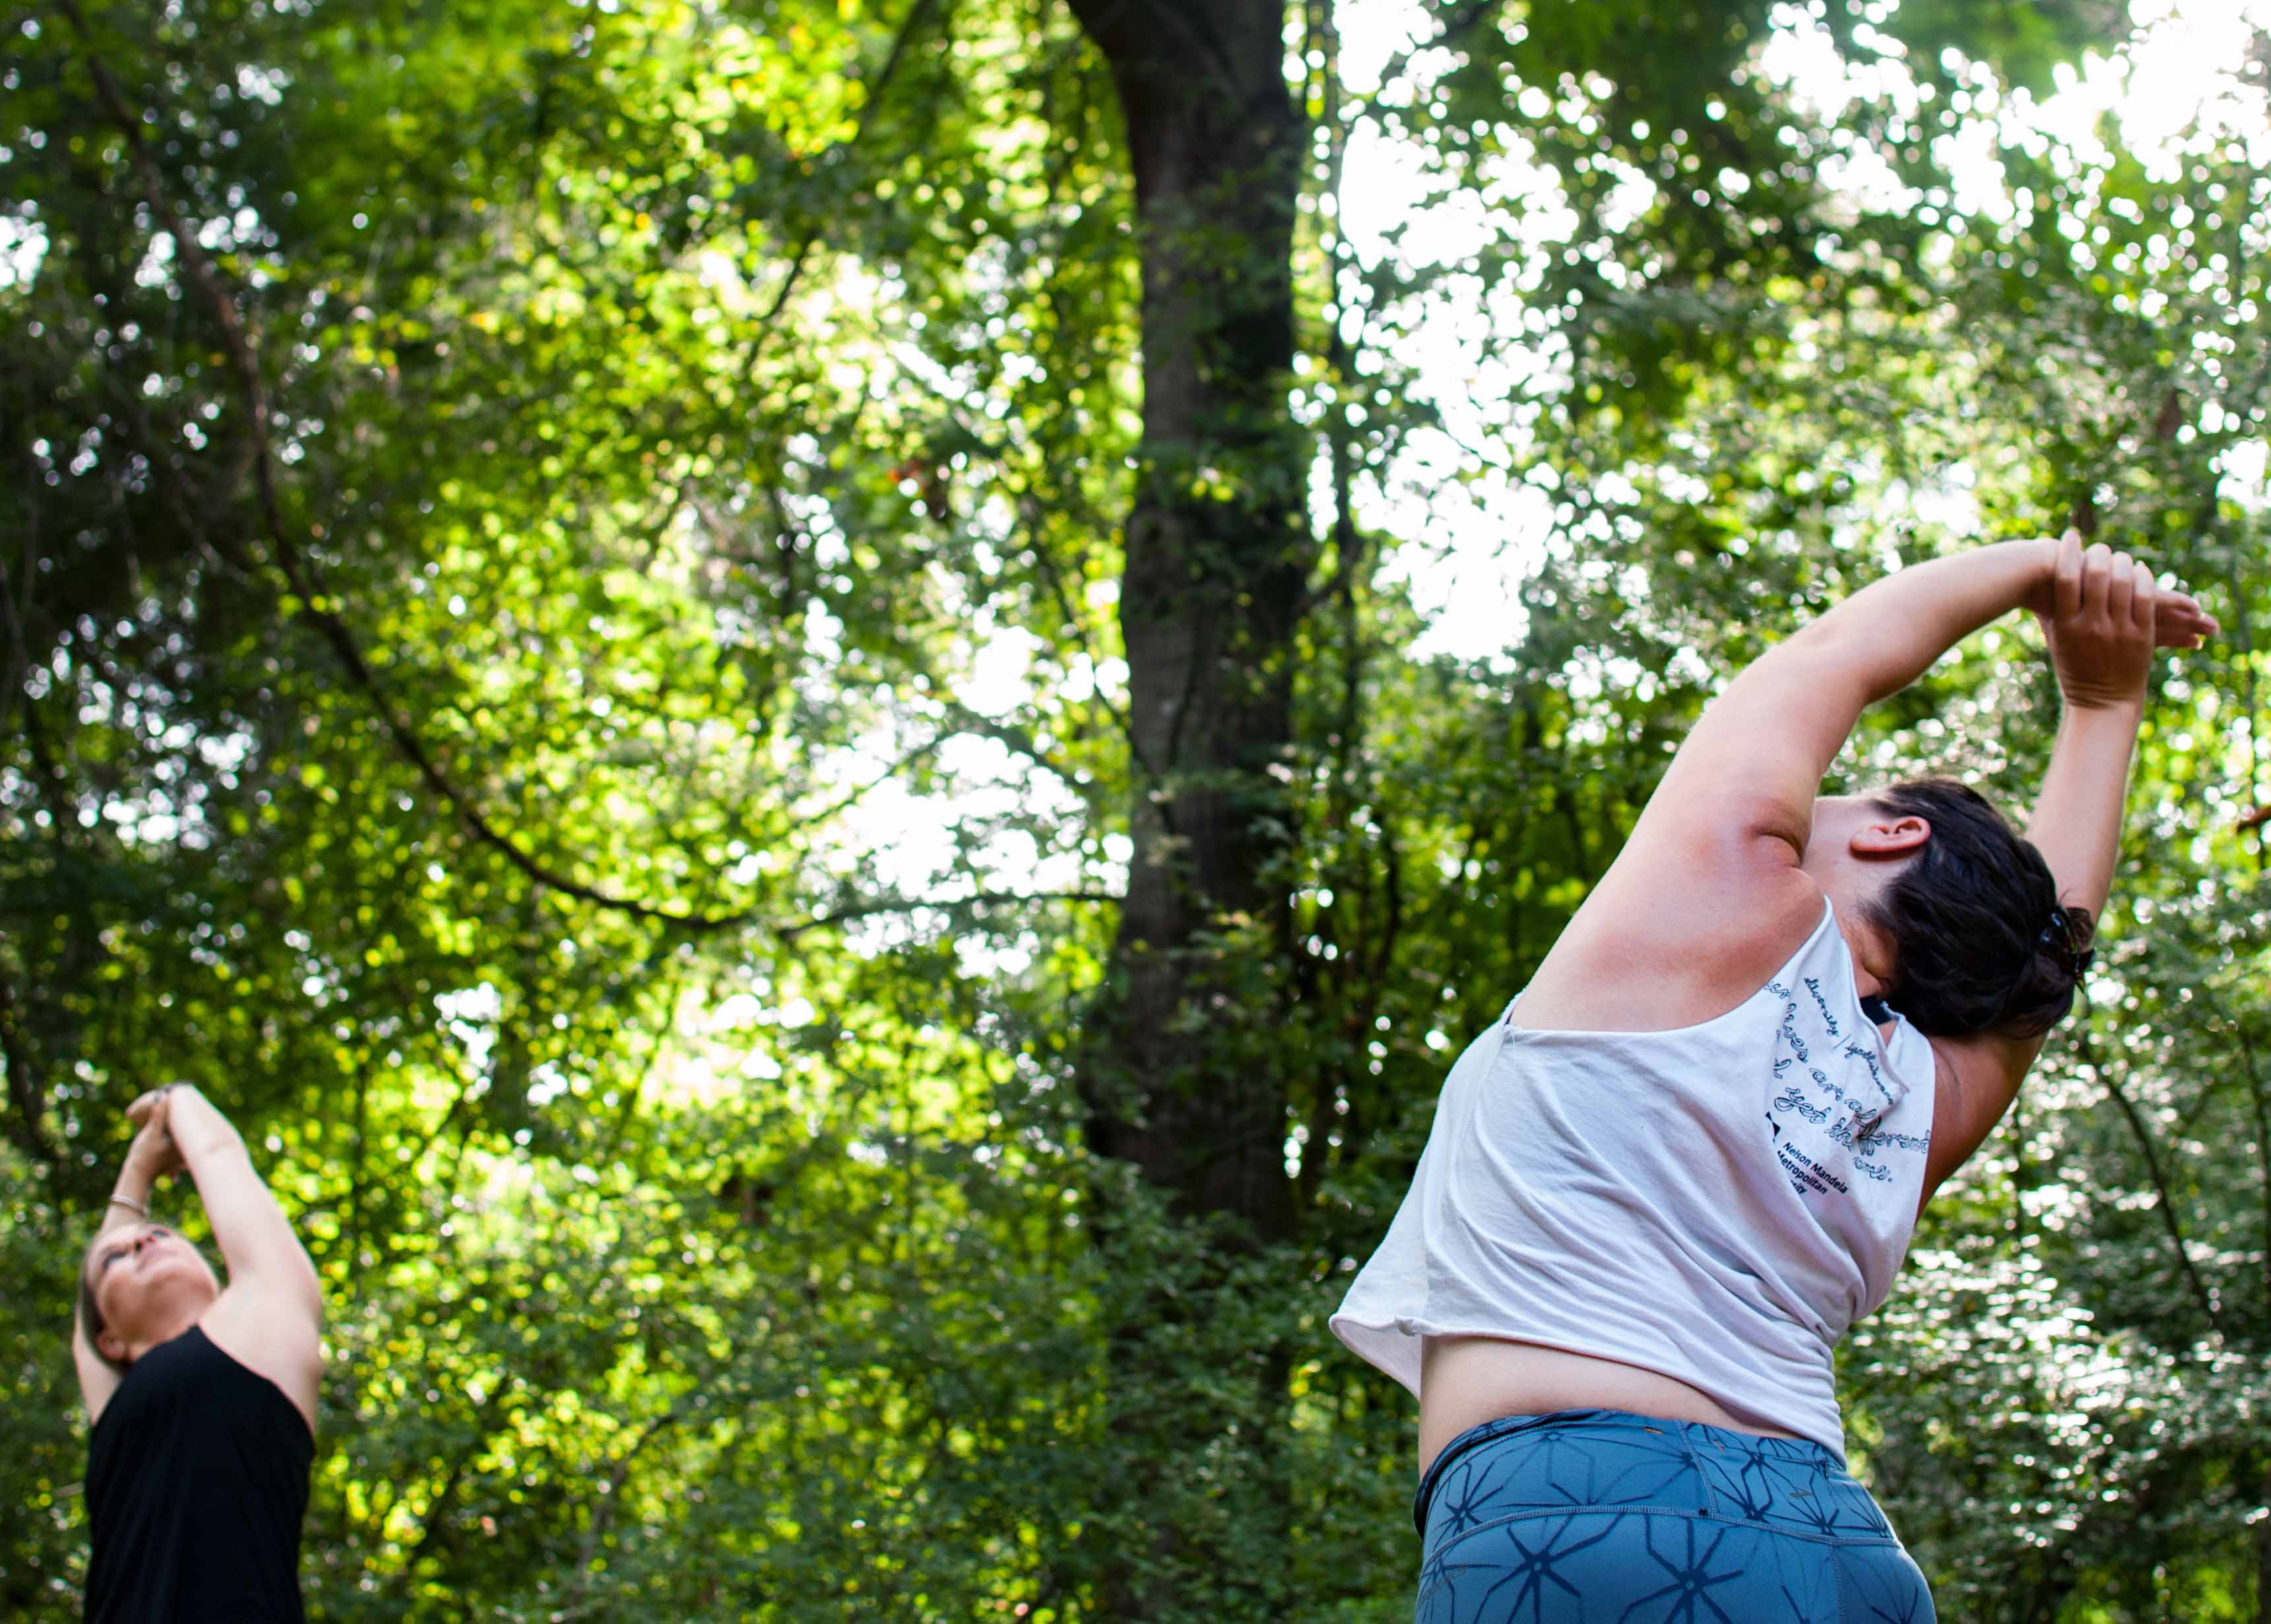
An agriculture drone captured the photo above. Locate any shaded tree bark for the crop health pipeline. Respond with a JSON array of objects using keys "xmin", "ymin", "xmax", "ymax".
[
  {"xmin": 1068, "ymin": 0, "xmax": 1309, "ymax": 1244},
  {"xmin": 1058, "ymin": 6, "xmax": 1312, "ymax": 1617}
]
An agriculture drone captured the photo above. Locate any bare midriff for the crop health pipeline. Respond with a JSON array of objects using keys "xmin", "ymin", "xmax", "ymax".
[{"xmin": 1418, "ymin": 1335, "xmax": 1802, "ymax": 1476}]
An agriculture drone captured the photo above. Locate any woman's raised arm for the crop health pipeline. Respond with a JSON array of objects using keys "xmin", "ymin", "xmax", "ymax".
[
  {"xmin": 1642, "ymin": 540, "xmax": 2065, "ymax": 865},
  {"xmin": 1918, "ymin": 533, "xmax": 2211, "ymax": 1199},
  {"xmin": 72, "ymin": 1110, "xmax": 179, "ymax": 1420},
  {"xmin": 1527, "ymin": 535, "xmax": 2213, "ymax": 1031},
  {"xmin": 156, "ymin": 1088, "xmax": 321, "ymax": 1309},
  {"xmin": 152, "ymin": 1086, "xmax": 324, "ymax": 1428}
]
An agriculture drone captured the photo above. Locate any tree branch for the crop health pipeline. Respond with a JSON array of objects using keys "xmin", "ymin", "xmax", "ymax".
[
  {"xmin": 739, "ymin": 0, "xmax": 945, "ymax": 378},
  {"xmin": 2074, "ymin": 1028, "xmax": 2225, "ymax": 1342},
  {"xmin": 0, "ymin": 968, "xmax": 63, "ymax": 1167},
  {"xmin": 395, "ymin": 1385, "xmax": 513, "ymax": 1583},
  {"xmin": 775, "ymin": 889, "xmax": 1118, "ymax": 943},
  {"xmin": 55, "ymin": 3, "xmax": 1021, "ymax": 941},
  {"xmin": 569, "ymin": 1402, "xmax": 691, "ymax": 1601}
]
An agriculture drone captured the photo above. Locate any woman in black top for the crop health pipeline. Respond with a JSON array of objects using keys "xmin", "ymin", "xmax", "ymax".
[{"xmin": 74, "ymin": 1085, "xmax": 323, "ymax": 1622}]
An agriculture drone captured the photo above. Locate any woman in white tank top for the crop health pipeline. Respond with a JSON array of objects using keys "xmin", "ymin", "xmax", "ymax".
[{"xmin": 1334, "ymin": 532, "xmax": 2216, "ymax": 1622}]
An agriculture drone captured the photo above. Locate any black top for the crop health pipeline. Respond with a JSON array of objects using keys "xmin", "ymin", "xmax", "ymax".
[{"xmin": 85, "ymin": 1324, "xmax": 313, "ymax": 1624}]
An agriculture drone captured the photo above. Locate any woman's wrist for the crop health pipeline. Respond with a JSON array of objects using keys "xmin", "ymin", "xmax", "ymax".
[
  {"xmin": 102, "ymin": 1162, "xmax": 159, "ymax": 1233},
  {"xmin": 2059, "ymin": 688, "xmax": 2147, "ymax": 721},
  {"xmin": 2056, "ymin": 659, "xmax": 2152, "ymax": 716},
  {"xmin": 2013, "ymin": 535, "xmax": 2064, "ymax": 616}
]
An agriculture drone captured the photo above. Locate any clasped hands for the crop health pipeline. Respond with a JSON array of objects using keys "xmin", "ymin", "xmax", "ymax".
[
  {"xmin": 2028, "ymin": 529, "xmax": 2218, "ymax": 711},
  {"xmin": 123, "ymin": 1085, "xmax": 187, "ymax": 1181}
]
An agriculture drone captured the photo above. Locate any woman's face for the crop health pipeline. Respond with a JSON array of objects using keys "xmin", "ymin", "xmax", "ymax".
[{"xmin": 84, "ymin": 1224, "xmax": 220, "ymax": 1362}]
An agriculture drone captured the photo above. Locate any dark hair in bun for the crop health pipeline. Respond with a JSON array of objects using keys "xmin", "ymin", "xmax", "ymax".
[{"xmin": 1861, "ymin": 778, "xmax": 2094, "ymax": 1040}]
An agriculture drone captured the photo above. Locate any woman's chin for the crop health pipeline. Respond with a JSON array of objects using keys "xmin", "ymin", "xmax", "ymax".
[{"xmin": 116, "ymin": 1273, "xmax": 219, "ymax": 1336}]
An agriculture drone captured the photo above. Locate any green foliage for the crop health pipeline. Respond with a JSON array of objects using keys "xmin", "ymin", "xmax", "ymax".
[{"xmin": 4, "ymin": 0, "xmax": 2267, "ymax": 1618}]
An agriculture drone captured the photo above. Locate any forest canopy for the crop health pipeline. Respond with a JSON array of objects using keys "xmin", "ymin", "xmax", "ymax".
[{"xmin": 3, "ymin": 0, "xmax": 2269, "ymax": 1618}]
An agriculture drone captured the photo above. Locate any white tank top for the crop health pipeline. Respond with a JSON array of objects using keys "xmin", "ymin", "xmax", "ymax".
[{"xmin": 1330, "ymin": 898, "xmax": 1936, "ymax": 1456}]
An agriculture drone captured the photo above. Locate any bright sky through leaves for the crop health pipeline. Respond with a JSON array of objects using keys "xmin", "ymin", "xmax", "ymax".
[{"xmin": 1345, "ymin": 0, "xmax": 2271, "ymax": 662}]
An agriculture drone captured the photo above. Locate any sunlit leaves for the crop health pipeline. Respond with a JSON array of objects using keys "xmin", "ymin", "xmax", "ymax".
[{"xmin": 5, "ymin": 0, "xmax": 2269, "ymax": 1617}]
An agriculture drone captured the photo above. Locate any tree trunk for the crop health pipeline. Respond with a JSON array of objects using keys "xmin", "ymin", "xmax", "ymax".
[
  {"xmin": 1060, "ymin": 5, "xmax": 1310, "ymax": 1617},
  {"xmin": 1068, "ymin": 0, "xmax": 1308, "ymax": 1243}
]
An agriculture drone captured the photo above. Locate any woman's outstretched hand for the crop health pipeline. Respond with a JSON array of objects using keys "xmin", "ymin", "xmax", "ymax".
[{"xmin": 2033, "ymin": 530, "xmax": 2217, "ymax": 710}]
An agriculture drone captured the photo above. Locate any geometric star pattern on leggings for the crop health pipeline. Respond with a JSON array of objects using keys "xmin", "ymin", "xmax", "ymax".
[{"xmin": 1414, "ymin": 1412, "xmax": 1935, "ymax": 1623}]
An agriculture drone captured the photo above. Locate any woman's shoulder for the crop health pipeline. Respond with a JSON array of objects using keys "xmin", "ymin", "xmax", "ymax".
[
  {"xmin": 201, "ymin": 1291, "xmax": 321, "ymax": 1441},
  {"xmin": 1512, "ymin": 862, "xmax": 1828, "ymax": 1036}
]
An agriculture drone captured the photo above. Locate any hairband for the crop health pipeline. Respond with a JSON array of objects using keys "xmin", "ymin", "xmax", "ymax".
[{"xmin": 2039, "ymin": 906, "xmax": 2094, "ymax": 978}]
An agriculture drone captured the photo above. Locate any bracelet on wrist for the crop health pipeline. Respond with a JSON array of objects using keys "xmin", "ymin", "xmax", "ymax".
[{"xmin": 108, "ymin": 1193, "xmax": 150, "ymax": 1220}]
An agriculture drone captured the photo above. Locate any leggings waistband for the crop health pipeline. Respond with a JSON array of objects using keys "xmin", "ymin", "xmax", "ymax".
[{"xmin": 1413, "ymin": 1408, "xmax": 1856, "ymax": 1538}]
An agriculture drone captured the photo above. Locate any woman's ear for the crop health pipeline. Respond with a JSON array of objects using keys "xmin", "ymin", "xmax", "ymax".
[
  {"xmin": 1851, "ymin": 814, "xmax": 1931, "ymax": 858},
  {"xmin": 97, "ymin": 1326, "xmax": 131, "ymax": 1365}
]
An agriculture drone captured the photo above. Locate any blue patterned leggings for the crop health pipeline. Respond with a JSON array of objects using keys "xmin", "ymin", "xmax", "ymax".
[{"xmin": 1413, "ymin": 1410, "xmax": 1935, "ymax": 1623}]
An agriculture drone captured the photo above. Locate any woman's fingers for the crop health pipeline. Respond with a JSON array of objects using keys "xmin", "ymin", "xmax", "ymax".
[
  {"xmin": 2053, "ymin": 529, "xmax": 2086, "ymax": 620},
  {"xmin": 2043, "ymin": 532, "xmax": 2216, "ymax": 648},
  {"xmin": 2078, "ymin": 542, "xmax": 2113, "ymax": 622},
  {"xmin": 2106, "ymin": 548, "xmax": 2138, "ymax": 625},
  {"xmin": 2089, "ymin": 542, "xmax": 2125, "ymax": 627},
  {"xmin": 125, "ymin": 1085, "xmax": 178, "ymax": 1131},
  {"xmin": 2156, "ymin": 591, "xmax": 2220, "ymax": 647},
  {"xmin": 2127, "ymin": 559, "xmax": 2156, "ymax": 631}
]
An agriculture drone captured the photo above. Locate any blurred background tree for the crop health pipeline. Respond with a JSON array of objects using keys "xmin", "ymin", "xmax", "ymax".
[{"xmin": 3, "ymin": 0, "xmax": 2266, "ymax": 1617}]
